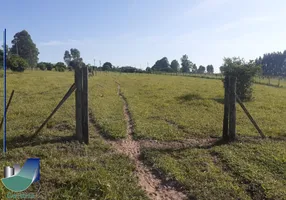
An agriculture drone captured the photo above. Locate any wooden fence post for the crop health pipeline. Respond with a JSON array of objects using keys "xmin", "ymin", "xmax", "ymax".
[
  {"xmin": 222, "ymin": 76, "xmax": 229, "ymax": 141},
  {"xmin": 82, "ymin": 66, "xmax": 89, "ymax": 144},
  {"xmin": 229, "ymin": 76, "xmax": 236, "ymax": 141},
  {"xmin": 75, "ymin": 65, "xmax": 83, "ymax": 141}
]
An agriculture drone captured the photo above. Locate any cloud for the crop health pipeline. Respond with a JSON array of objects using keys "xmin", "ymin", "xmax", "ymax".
[{"xmin": 39, "ymin": 39, "xmax": 88, "ymax": 46}]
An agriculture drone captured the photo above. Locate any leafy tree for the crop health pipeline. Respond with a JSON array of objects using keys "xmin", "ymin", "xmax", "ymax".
[
  {"xmin": 197, "ymin": 65, "xmax": 206, "ymax": 74},
  {"xmin": 0, "ymin": 45, "xmax": 9, "ymax": 67},
  {"xmin": 120, "ymin": 66, "xmax": 138, "ymax": 73},
  {"xmin": 255, "ymin": 51, "xmax": 286, "ymax": 76},
  {"xmin": 207, "ymin": 65, "xmax": 214, "ymax": 73},
  {"xmin": 146, "ymin": 67, "xmax": 152, "ymax": 73},
  {"xmin": 70, "ymin": 48, "xmax": 80, "ymax": 60},
  {"xmin": 10, "ymin": 30, "xmax": 39, "ymax": 68},
  {"xmin": 221, "ymin": 57, "xmax": 261, "ymax": 101},
  {"xmin": 192, "ymin": 64, "xmax": 197, "ymax": 73},
  {"xmin": 152, "ymin": 57, "xmax": 172, "ymax": 72},
  {"xmin": 69, "ymin": 60, "xmax": 78, "ymax": 70},
  {"xmin": 55, "ymin": 62, "xmax": 66, "ymax": 72},
  {"xmin": 45, "ymin": 62, "xmax": 54, "ymax": 71},
  {"xmin": 66, "ymin": 49, "xmax": 83, "ymax": 70},
  {"xmin": 180, "ymin": 54, "xmax": 193, "ymax": 73},
  {"xmin": 63, "ymin": 50, "xmax": 72, "ymax": 66},
  {"xmin": 102, "ymin": 62, "xmax": 112, "ymax": 71},
  {"xmin": 170, "ymin": 60, "xmax": 180, "ymax": 72},
  {"xmin": 7, "ymin": 55, "xmax": 29, "ymax": 72},
  {"xmin": 37, "ymin": 62, "xmax": 46, "ymax": 70}
]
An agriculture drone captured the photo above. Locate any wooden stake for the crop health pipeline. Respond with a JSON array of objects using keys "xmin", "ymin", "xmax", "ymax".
[
  {"xmin": 82, "ymin": 66, "xmax": 89, "ymax": 144},
  {"xmin": 229, "ymin": 77, "xmax": 236, "ymax": 141},
  {"xmin": 75, "ymin": 66, "xmax": 83, "ymax": 141},
  {"xmin": 236, "ymin": 95, "xmax": 266, "ymax": 139},
  {"xmin": 222, "ymin": 76, "xmax": 229, "ymax": 141},
  {"xmin": 32, "ymin": 83, "xmax": 76, "ymax": 138},
  {"xmin": 0, "ymin": 90, "xmax": 15, "ymax": 130}
]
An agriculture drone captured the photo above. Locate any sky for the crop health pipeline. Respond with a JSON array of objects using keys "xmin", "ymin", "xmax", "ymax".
[{"xmin": 1, "ymin": 0, "xmax": 286, "ymax": 72}]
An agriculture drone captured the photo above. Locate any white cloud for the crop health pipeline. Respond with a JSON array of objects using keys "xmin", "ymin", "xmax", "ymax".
[{"xmin": 39, "ymin": 39, "xmax": 88, "ymax": 46}]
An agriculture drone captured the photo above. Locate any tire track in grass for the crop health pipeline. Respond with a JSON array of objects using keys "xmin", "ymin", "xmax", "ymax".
[{"xmin": 115, "ymin": 83, "xmax": 188, "ymax": 200}]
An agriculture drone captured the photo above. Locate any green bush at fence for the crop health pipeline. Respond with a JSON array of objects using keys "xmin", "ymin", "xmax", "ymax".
[{"xmin": 221, "ymin": 57, "xmax": 261, "ymax": 101}]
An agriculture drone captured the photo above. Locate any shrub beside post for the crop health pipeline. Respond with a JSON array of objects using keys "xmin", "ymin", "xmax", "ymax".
[{"xmin": 220, "ymin": 57, "xmax": 260, "ymax": 101}]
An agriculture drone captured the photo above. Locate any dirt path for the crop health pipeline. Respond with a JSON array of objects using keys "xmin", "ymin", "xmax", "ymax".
[{"xmin": 113, "ymin": 84, "xmax": 188, "ymax": 200}]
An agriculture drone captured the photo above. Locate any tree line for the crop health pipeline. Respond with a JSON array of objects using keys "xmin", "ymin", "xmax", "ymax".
[
  {"xmin": 1, "ymin": 30, "xmax": 286, "ymax": 77},
  {"xmin": 255, "ymin": 51, "xmax": 286, "ymax": 76},
  {"xmin": 0, "ymin": 30, "xmax": 86, "ymax": 72},
  {"xmin": 147, "ymin": 55, "xmax": 214, "ymax": 74}
]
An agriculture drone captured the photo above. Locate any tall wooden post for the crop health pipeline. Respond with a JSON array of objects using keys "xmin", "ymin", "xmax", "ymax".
[
  {"xmin": 222, "ymin": 76, "xmax": 230, "ymax": 141},
  {"xmin": 82, "ymin": 66, "xmax": 89, "ymax": 144},
  {"xmin": 229, "ymin": 77, "xmax": 237, "ymax": 141},
  {"xmin": 75, "ymin": 65, "xmax": 83, "ymax": 141}
]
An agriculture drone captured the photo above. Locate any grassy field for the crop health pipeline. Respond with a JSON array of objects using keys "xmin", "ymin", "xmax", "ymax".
[
  {"xmin": 0, "ymin": 71, "xmax": 147, "ymax": 200},
  {"xmin": 0, "ymin": 70, "xmax": 285, "ymax": 199},
  {"xmin": 115, "ymin": 73, "xmax": 286, "ymax": 140}
]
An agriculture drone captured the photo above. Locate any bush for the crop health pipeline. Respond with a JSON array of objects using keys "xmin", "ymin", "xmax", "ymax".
[
  {"xmin": 7, "ymin": 55, "xmax": 29, "ymax": 72},
  {"xmin": 37, "ymin": 62, "xmax": 46, "ymax": 71},
  {"xmin": 221, "ymin": 57, "xmax": 261, "ymax": 101},
  {"xmin": 55, "ymin": 62, "xmax": 66, "ymax": 72},
  {"xmin": 46, "ymin": 63, "xmax": 54, "ymax": 71}
]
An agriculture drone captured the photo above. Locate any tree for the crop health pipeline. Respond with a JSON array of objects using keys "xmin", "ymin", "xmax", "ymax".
[
  {"xmin": 1, "ymin": 45, "xmax": 9, "ymax": 67},
  {"xmin": 170, "ymin": 60, "xmax": 180, "ymax": 72},
  {"xmin": 65, "ymin": 48, "xmax": 83, "ymax": 70},
  {"xmin": 102, "ymin": 62, "xmax": 113, "ymax": 71},
  {"xmin": 152, "ymin": 57, "xmax": 172, "ymax": 72},
  {"xmin": 180, "ymin": 54, "xmax": 193, "ymax": 73},
  {"xmin": 197, "ymin": 65, "xmax": 206, "ymax": 74},
  {"xmin": 55, "ymin": 62, "xmax": 66, "ymax": 72},
  {"xmin": 63, "ymin": 50, "xmax": 71, "ymax": 66},
  {"xmin": 192, "ymin": 64, "xmax": 197, "ymax": 73},
  {"xmin": 207, "ymin": 65, "xmax": 214, "ymax": 73},
  {"xmin": 10, "ymin": 30, "xmax": 39, "ymax": 68},
  {"xmin": 221, "ymin": 57, "xmax": 261, "ymax": 101},
  {"xmin": 45, "ymin": 62, "xmax": 54, "ymax": 71},
  {"xmin": 146, "ymin": 67, "xmax": 152, "ymax": 73},
  {"xmin": 37, "ymin": 62, "xmax": 46, "ymax": 70},
  {"xmin": 7, "ymin": 55, "xmax": 29, "ymax": 72},
  {"xmin": 120, "ymin": 66, "xmax": 137, "ymax": 73},
  {"xmin": 70, "ymin": 48, "xmax": 80, "ymax": 60},
  {"xmin": 255, "ymin": 50, "xmax": 286, "ymax": 76}
]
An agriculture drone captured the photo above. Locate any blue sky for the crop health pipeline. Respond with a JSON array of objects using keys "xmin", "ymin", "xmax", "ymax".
[{"xmin": 1, "ymin": 0, "xmax": 286, "ymax": 72}]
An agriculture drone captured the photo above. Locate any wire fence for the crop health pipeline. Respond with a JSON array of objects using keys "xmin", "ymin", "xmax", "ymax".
[{"xmin": 98, "ymin": 71, "xmax": 286, "ymax": 88}]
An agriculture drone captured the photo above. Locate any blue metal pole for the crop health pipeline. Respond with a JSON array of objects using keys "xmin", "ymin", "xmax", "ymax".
[{"xmin": 3, "ymin": 29, "xmax": 7, "ymax": 154}]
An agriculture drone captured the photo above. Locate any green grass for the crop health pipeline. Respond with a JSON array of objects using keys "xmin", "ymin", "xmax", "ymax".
[
  {"xmin": 114, "ymin": 73, "xmax": 286, "ymax": 141},
  {"xmin": 142, "ymin": 139, "xmax": 286, "ymax": 200},
  {"xmin": 89, "ymin": 73, "xmax": 126, "ymax": 139},
  {"xmin": 0, "ymin": 70, "xmax": 285, "ymax": 199},
  {"xmin": 0, "ymin": 70, "xmax": 147, "ymax": 200}
]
